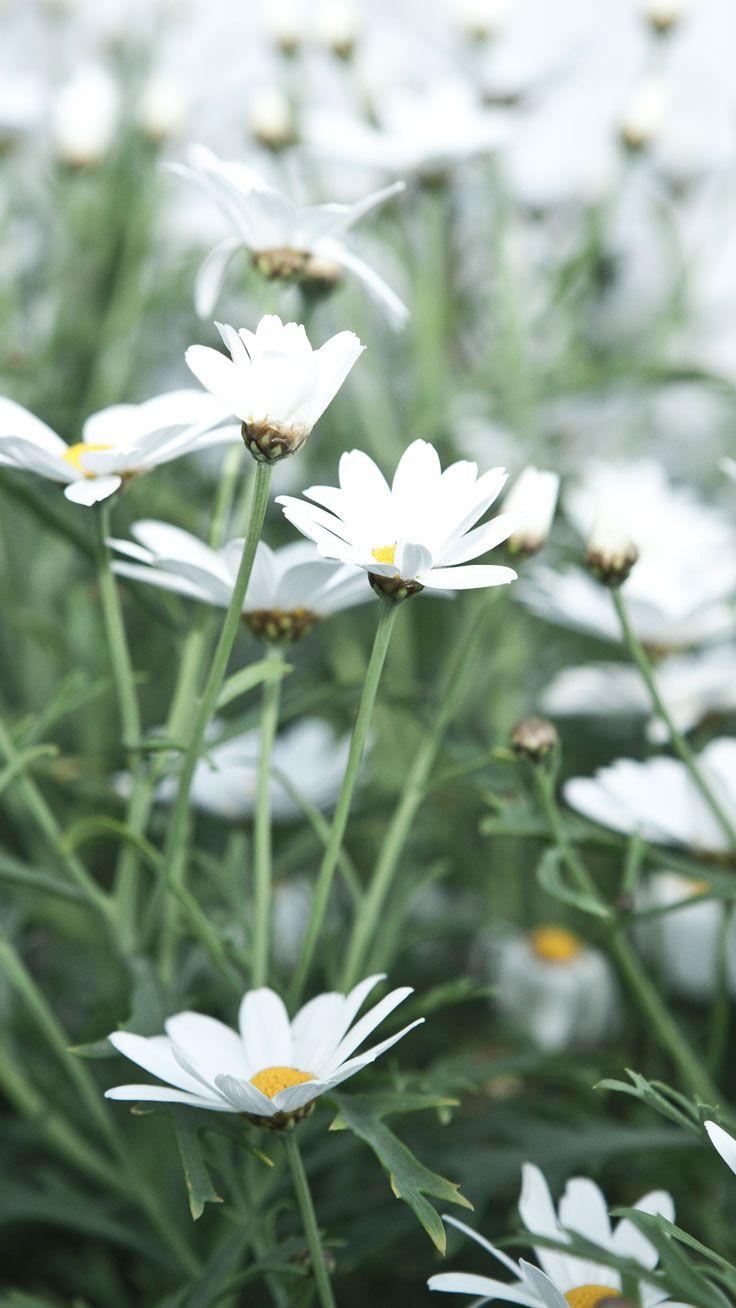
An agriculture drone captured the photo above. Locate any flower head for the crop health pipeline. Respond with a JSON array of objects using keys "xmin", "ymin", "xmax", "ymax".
[
  {"xmin": 637, "ymin": 872, "xmax": 736, "ymax": 1002},
  {"xmin": 109, "ymin": 528, "xmax": 370, "ymax": 644},
  {"xmin": 277, "ymin": 439, "xmax": 519, "ymax": 602},
  {"xmin": 0, "ymin": 391, "xmax": 236, "ymax": 506},
  {"xmin": 505, "ymin": 466, "xmax": 560, "ymax": 556},
  {"xmin": 106, "ymin": 975, "xmax": 422, "ymax": 1129},
  {"xmin": 170, "ymin": 146, "xmax": 407, "ymax": 325},
  {"xmin": 186, "ymin": 316, "xmax": 364, "ymax": 463}
]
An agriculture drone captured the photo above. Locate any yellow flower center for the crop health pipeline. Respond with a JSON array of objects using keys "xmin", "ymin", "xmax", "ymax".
[
  {"xmin": 530, "ymin": 926, "xmax": 583, "ymax": 963},
  {"xmin": 371, "ymin": 543, "xmax": 396, "ymax": 565},
  {"xmin": 62, "ymin": 442, "xmax": 113, "ymax": 477},
  {"xmin": 249, "ymin": 1066, "xmax": 313, "ymax": 1099},
  {"xmin": 565, "ymin": 1288, "xmax": 621, "ymax": 1308},
  {"xmin": 688, "ymin": 878, "xmax": 711, "ymax": 896}
]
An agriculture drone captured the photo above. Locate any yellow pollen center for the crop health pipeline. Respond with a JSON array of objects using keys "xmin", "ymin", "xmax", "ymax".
[
  {"xmin": 530, "ymin": 926, "xmax": 583, "ymax": 963},
  {"xmin": 62, "ymin": 442, "xmax": 113, "ymax": 477},
  {"xmin": 688, "ymin": 878, "xmax": 711, "ymax": 896},
  {"xmin": 249, "ymin": 1065, "xmax": 313, "ymax": 1099},
  {"xmin": 371, "ymin": 543, "xmax": 396, "ymax": 565},
  {"xmin": 565, "ymin": 1288, "xmax": 621, "ymax": 1308}
]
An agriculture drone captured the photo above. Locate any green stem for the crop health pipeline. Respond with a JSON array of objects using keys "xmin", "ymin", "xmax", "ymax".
[
  {"xmin": 289, "ymin": 600, "xmax": 398, "ymax": 1006},
  {"xmin": 613, "ymin": 589, "xmax": 736, "ymax": 849},
  {"xmin": 340, "ymin": 596, "xmax": 492, "ymax": 991},
  {"xmin": 251, "ymin": 646, "xmax": 285, "ymax": 987},
  {"xmin": 532, "ymin": 767, "xmax": 720, "ymax": 1103},
  {"xmin": 160, "ymin": 461, "xmax": 272, "ymax": 981},
  {"xmin": 284, "ymin": 1133, "xmax": 337, "ymax": 1308}
]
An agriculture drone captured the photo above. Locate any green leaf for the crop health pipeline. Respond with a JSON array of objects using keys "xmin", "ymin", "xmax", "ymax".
[
  {"xmin": 217, "ymin": 658, "xmax": 292, "ymax": 709},
  {"xmin": 596, "ymin": 1069, "xmax": 709, "ymax": 1134},
  {"xmin": 535, "ymin": 847, "xmax": 611, "ymax": 919},
  {"xmin": 330, "ymin": 1091, "xmax": 472, "ymax": 1252},
  {"xmin": 171, "ymin": 1108, "xmax": 223, "ymax": 1221},
  {"xmin": 61, "ymin": 816, "xmax": 161, "ymax": 872},
  {"xmin": 612, "ymin": 1209, "xmax": 735, "ymax": 1307}
]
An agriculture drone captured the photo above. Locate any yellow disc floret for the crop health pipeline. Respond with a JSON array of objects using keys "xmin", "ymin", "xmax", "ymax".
[
  {"xmin": 371, "ymin": 543, "xmax": 397, "ymax": 565},
  {"xmin": 62, "ymin": 442, "xmax": 113, "ymax": 477},
  {"xmin": 530, "ymin": 926, "xmax": 583, "ymax": 963},
  {"xmin": 250, "ymin": 1066, "xmax": 313, "ymax": 1099},
  {"xmin": 565, "ymin": 1288, "xmax": 622, "ymax": 1308}
]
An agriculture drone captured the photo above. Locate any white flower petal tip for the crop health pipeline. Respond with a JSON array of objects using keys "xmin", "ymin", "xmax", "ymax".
[
  {"xmin": 105, "ymin": 976, "xmax": 419, "ymax": 1127},
  {"xmin": 706, "ymin": 1121, "xmax": 736, "ymax": 1175}
]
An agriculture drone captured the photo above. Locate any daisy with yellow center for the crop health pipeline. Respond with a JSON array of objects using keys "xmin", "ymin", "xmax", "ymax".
[
  {"xmin": 564, "ymin": 1289, "xmax": 623, "ymax": 1308},
  {"xmin": 529, "ymin": 926, "xmax": 583, "ymax": 963},
  {"xmin": 106, "ymin": 975, "xmax": 422, "ymax": 1127},
  {"xmin": 493, "ymin": 927, "xmax": 619, "ymax": 1052},
  {"xmin": 62, "ymin": 441, "xmax": 113, "ymax": 474}
]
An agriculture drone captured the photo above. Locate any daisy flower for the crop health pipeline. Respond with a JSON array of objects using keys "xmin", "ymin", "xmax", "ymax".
[
  {"xmin": 0, "ymin": 391, "xmax": 236, "ymax": 507},
  {"xmin": 106, "ymin": 974, "xmax": 422, "ymax": 1128},
  {"xmin": 109, "ymin": 527, "xmax": 370, "ymax": 644},
  {"xmin": 504, "ymin": 466, "xmax": 560, "ymax": 557},
  {"xmin": 169, "ymin": 145, "xmax": 408, "ymax": 325},
  {"xmin": 277, "ymin": 439, "xmax": 519, "ymax": 602},
  {"xmin": 429, "ymin": 1163, "xmax": 680, "ymax": 1306},
  {"xmin": 564, "ymin": 738, "xmax": 736, "ymax": 855},
  {"xmin": 186, "ymin": 316, "xmax": 364, "ymax": 463},
  {"xmin": 637, "ymin": 872, "xmax": 736, "ymax": 1002}
]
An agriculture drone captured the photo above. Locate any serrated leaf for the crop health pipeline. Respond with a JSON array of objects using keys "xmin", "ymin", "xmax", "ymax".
[
  {"xmin": 171, "ymin": 1109, "xmax": 223, "ymax": 1221},
  {"xmin": 331, "ymin": 1091, "xmax": 472, "ymax": 1252}
]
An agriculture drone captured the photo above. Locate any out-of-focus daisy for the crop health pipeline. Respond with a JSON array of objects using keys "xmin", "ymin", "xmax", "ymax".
[
  {"xmin": 429, "ymin": 1163, "xmax": 678, "ymax": 1305},
  {"xmin": 106, "ymin": 974, "xmax": 422, "ymax": 1127},
  {"xmin": 306, "ymin": 79, "xmax": 509, "ymax": 180},
  {"xmin": 0, "ymin": 391, "xmax": 235, "ymax": 507},
  {"xmin": 564, "ymin": 738, "xmax": 736, "ymax": 855},
  {"xmin": 315, "ymin": 0, "xmax": 360, "ymax": 58},
  {"xmin": 157, "ymin": 718, "xmax": 353, "ymax": 822},
  {"xmin": 620, "ymin": 77, "xmax": 666, "ymax": 152},
  {"xmin": 504, "ymin": 466, "xmax": 560, "ymax": 557},
  {"xmin": 520, "ymin": 461, "xmax": 736, "ymax": 650},
  {"xmin": 540, "ymin": 647, "xmax": 736, "ymax": 743},
  {"xmin": 636, "ymin": 872, "xmax": 736, "ymax": 1002},
  {"xmin": 109, "ymin": 529, "xmax": 370, "ymax": 644},
  {"xmin": 248, "ymin": 86, "xmax": 298, "ymax": 152},
  {"xmin": 137, "ymin": 74, "xmax": 186, "ymax": 144},
  {"xmin": 490, "ymin": 927, "xmax": 618, "ymax": 1051},
  {"xmin": 0, "ymin": 72, "xmax": 43, "ymax": 150},
  {"xmin": 277, "ymin": 439, "xmax": 518, "ymax": 601},
  {"xmin": 644, "ymin": 0, "xmax": 689, "ymax": 35},
  {"xmin": 169, "ymin": 146, "xmax": 407, "ymax": 324},
  {"xmin": 186, "ymin": 316, "xmax": 363, "ymax": 463},
  {"xmin": 52, "ymin": 64, "xmax": 120, "ymax": 168}
]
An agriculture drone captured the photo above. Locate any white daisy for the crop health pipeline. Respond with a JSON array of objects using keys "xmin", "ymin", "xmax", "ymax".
[
  {"xmin": 489, "ymin": 927, "xmax": 618, "ymax": 1052},
  {"xmin": 52, "ymin": 64, "xmax": 121, "ymax": 168},
  {"xmin": 185, "ymin": 316, "xmax": 364, "ymax": 463},
  {"xmin": 504, "ymin": 466, "xmax": 560, "ymax": 557},
  {"xmin": 277, "ymin": 439, "xmax": 519, "ymax": 602},
  {"xmin": 169, "ymin": 145, "xmax": 408, "ymax": 325},
  {"xmin": 157, "ymin": 718, "xmax": 353, "ymax": 823},
  {"xmin": 0, "ymin": 391, "xmax": 236, "ymax": 507},
  {"xmin": 564, "ymin": 738, "xmax": 736, "ymax": 855},
  {"xmin": 429, "ymin": 1163, "xmax": 679, "ymax": 1307},
  {"xmin": 636, "ymin": 872, "xmax": 736, "ymax": 1002},
  {"xmin": 106, "ymin": 974, "xmax": 422, "ymax": 1127},
  {"xmin": 109, "ymin": 527, "xmax": 370, "ymax": 644}
]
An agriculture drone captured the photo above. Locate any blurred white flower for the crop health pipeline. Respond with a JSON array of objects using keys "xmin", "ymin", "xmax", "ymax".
[
  {"xmin": 248, "ymin": 86, "xmax": 297, "ymax": 152},
  {"xmin": 106, "ymin": 974, "xmax": 422, "ymax": 1125},
  {"xmin": 278, "ymin": 439, "xmax": 519, "ymax": 599},
  {"xmin": 565, "ymin": 738, "xmax": 736, "ymax": 855},
  {"xmin": 453, "ymin": 0, "xmax": 508, "ymax": 42},
  {"xmin": 265, "ymin": 0, "xmax": 304, "ymax": 55},
  {"xmin": 644, "ymin": 0, "xmax": 690, "ymax": 34},
  {"xmin": 186, "ymin": 315, "xmax": 364, "ymax": 462},
  {"xmin": 637, "ymin": 871, "xmax": 736, "ymax": 1002},
  {"xmin": 158, "ymin": 718, "xmax": 353, "ymax": 822},
  {"xmin": 0, "ymin": 392, "xmax": 236, "ymax": 507},
  {"xmin": 620, "ymin": 77, "xmax": 667, "ymax": 151},
  {"xmin": 169, "ymin": 145, "xmax": 407, "ymax": 324},
  {"xmin": 541, "ymin": 647, "xmax": 736, "ymax": 742},
  {"xmin": 504, "ymin": 465, "xmax": 560, "ymax": 556},
  {"xmin": 315, "ymin": 0, "xmax": 360, "ymax": 57},
  {"xmin": 137, "ymin": 74, "xmax": 186, "ymax": 143},
  {"xmin": 0, "ymin": 73, "xmax": 43, "ymax": 148},
  {"xmin": 492, "ymin": 926, "xmax": 618, "ymax": 1051},
  {"xmin": 430, "ymin": 1163, "xmax": 676, "ymax": 1306},
  {"xmin": 52, "ymin": 65, "xmax": 120, "ymax": 168},
  {"xmin": 109, "ymin": 529, "xmax": 370, "ymax": 640}
]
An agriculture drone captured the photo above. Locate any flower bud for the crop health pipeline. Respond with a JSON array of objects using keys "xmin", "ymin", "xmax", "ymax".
[
  {"xmin": 266, "ymin": 0, "xmax": 304, "ymax": 56},
  {"xmin": 241, "ymin": 420, "xmax": 309, "ymax": 464},
  {"xmin": 586, "ymin": 508, "xmax": 638, "ymax": 586},
  {"xmin": 53, "ymin": 65, "xmax": 120, "ymax": 168},
  {"xmin": 137, "ymin": 75, "xmax": 186, "ymax": 144},
  {"xmin": 504, "ymin": 466, "xmax": 559, "ymax": 557},
  {"xmin": 644, "ymin": 0, "xmax": 688, "ymax": 34},
  {"xmin": 620, "ymin": 78, "xmax": 665, "ymax": 152},
  {"xmin": 510, "ymin": 716, "xmax": 558, "ymax": 760},
  {"xmin": 316, "ymin": 0, "xmax": 359, "ymax": 59},
  {"xmin": 249, "ymin": 87, "xmax": 298, "ymax": 152}
]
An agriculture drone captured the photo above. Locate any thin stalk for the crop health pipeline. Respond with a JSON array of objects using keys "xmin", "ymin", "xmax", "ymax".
[
  {"xmin": 340, "ymin": 596, "xmax": 492, "ymax": 991},
  {"xmin": 613, "ymin": 589, "xmax": 736, "ymax": 849},
  {"xmin": 251, "ymin": 646, "xmax": 286, "ymax": 986},
  {"xmin": 289, "ymin": 600, "xmax": 399, "ymax": 1006},
  {"xmin": 96, "ymin": 502, "xmax": 144, "ymax": 949},
  {"xmin": 284, "ymin": 1133, "xmax": 337, "ymax": 1308},
  {"xmin": 160, "ymin": 461, "xmax": 272, "ymax": 981},
  {"xmin": 532, "ymin": 767, "xmax": 720, "ymax": 1103}
]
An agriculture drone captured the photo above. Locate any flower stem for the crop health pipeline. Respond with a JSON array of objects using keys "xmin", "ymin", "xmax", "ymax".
[
  {"xmin": 251, "ymin": 645, "xmax": 286, "ymax": 987},
  {"xmin": 160, "ymin": 460, "xmax": 272, "ymax": 982},
  {"xmin": 340, "ymin": 595, "xmax": 493, "ymax": 991},
  {"xmin": 612, "ymin": 589, "xmax": 736, "ymax": 850},
  {"xmin": 289, "ymin": 600, "xmax": 398, "ymax": 1006},
  {"xmin": 284, "ymin": 1133, "xmax": 336, "ymax": 1308},
  {"xmin": 532, "ymin": 767, "xmax": 720, "ymax": 1103}
]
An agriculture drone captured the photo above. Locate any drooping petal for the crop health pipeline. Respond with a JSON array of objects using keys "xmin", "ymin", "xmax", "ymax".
[
  {"xmin": 420, "ymin": 564, "xmax": 517, "ymax": 591},
  {"xmin": 64, "ymin": 475, "xmax": 123, "ymax": 505}
]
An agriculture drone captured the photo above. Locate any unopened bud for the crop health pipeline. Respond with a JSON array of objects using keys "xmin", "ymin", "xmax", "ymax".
[
  {"xmin": 510, "ymin": 716, "xmax": 558, "ymax": 760},
  {"xmin": 504, "ymin": 466, "xmax": 560, "ymax": 557},
  {"xmin": 249, "ymin": 87, "xmax": 298, "ymax": 152},
  {"xmin": 620, "ymin": 78, "xmax": 665, "ymax": 152},
  {"xmin": 244, "ymin": 607, "xmax": 318, "ymax": 645},
  {"xmin": 644, "ymin": 0, "xmax": 688, "ymax": 34},
  {"xmin": 316, "ymin": 0, "xmax": 359, "ymax": 59},
  {"xmin": 586, "ymin": 508, "xmax": 638, "ymax": 587},
  {"xmin": 455, "ymin": 0, "xmax": 507, "ymax": 42}
]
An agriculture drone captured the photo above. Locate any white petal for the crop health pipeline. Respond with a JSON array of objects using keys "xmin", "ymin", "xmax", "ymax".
[
  {"xmin": 108, "ymin": 1032, "xmax": 206, "ymax": 1096},
  {"xmin": 64, "ymin": 475, "xmax": 122, "ymax": 505},
  {"xmin": 213, "ymin": 1073, "xmax": 276, "ymax": 1116},
  {"xmin": 105, "ymin": 1084, "xmax": 230, "ymax": 1110},
  {"xmin": 420, "ymin": 564, "xmax": 517, "ymax": 591},
  {"xmin": 706, "ymin": 1121, "xmax": 736, "ymax": 1175},
  {"xmin": 185, "ymin": 345, "xmax": 246, "ymax": 420},
  {"xmin": 194, "ymin": 238, "xmax": 242, "ymax": 318},
  {"xmin": 319, "ymin": 985, "xmax": 414, "ymax": 1077},
  {"xmin": 0, "ymin": 435, "xmax": 73, "ymax": 482},
  {"xmin": 428, "ymin": 1272, "xmax": 538, "ymax": 1302},
  {"xmin": 165, "ymin": 1011, "xmax": 249, "ymax": 1084},
  {"xmin": 238, "ymin": 988, "xmax": 292, "ymax": 1072},
  {"xmin": 0, "ymin": 397, "xmax": 66, "ymax": 455}
]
